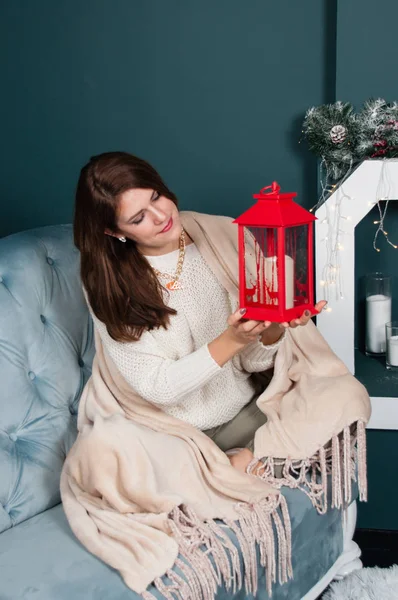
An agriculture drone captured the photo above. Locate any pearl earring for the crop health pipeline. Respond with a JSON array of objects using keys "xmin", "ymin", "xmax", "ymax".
[{"xmin": 118, "ymin": 236, "xmax": 127, "ymax": 243}]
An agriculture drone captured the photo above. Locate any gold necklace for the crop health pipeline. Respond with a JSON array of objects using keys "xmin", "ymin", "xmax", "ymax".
[{"xmin": 153, "ymin": 228, "xmax": 186, "ymax": 290}]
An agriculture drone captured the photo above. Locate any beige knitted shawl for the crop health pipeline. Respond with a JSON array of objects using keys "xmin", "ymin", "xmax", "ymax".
[{"xmin": 60, "ymin": 211, "xmax": 371, "ymax": 599}]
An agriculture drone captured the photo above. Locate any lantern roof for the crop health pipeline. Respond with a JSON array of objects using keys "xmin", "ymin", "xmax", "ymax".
[{"xmin": 234, "ymin": 182, "xmax": 317, "ymax": 227}]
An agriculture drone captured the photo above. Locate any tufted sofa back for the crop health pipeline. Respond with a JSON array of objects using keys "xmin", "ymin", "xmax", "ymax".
[{"xmin": 0, "ymin": 225, "xmax": 94, "ymax": 533}]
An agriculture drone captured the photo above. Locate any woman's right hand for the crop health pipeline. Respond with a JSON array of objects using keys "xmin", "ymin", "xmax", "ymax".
[
  {"xmin": 225, "ymin": 308, "xmax": 268, "ymax": 346},
  {"xmin": 208, "ymin": 308, "xmax": 270, "ymax": 367}
]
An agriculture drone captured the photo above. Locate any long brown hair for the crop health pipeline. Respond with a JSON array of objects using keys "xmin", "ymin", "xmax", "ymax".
[{"xmin": 74, "ymin": 151, "xmax": 178, "ymax": 341}]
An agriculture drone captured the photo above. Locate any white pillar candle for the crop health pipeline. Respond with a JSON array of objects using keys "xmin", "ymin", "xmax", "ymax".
[
  {"xmin": 387, "ymin": 335, "xmax": 398, "ymax": 367},
  {"xmin": 265, "ymin": 255, "xmax": 294, "ymax": 309},
  {"xmin": 366, "ymin": 294, "xmax": 392, "ymax": 354}
]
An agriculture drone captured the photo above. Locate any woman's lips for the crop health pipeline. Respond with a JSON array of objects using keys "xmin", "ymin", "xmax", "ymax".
[{"xmin": 160, "ymin": 217, "xmax": 173, "ymax": 233}]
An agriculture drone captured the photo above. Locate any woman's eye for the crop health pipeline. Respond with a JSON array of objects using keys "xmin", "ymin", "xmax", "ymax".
[
  {"xmin": 132, "ymin": 214, "xmax": 145, "ymax": 225},
  {"xmin": 131, "ymin": 193, "xmax": 159, "ymax": 225}
]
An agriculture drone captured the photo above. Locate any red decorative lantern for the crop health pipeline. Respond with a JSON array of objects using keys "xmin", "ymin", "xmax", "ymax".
[{"xmin": 233, "ymin": 182, "xmax": 317, "ymax": 323}]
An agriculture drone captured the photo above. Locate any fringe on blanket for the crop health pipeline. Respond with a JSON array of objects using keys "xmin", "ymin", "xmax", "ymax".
[
  {"xmin": 141, "ymin": 492, "xmax": 292, "ymax": 600},
  {"xmin": 247, "ymin": 420, "xmax": 367, "ymax": 515}
]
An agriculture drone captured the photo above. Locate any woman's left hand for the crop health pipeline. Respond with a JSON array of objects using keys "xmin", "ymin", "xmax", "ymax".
[
  {"xmin": 280, "ymin": 300, "xmax": 328, "ymax": 329},
  {"xmin": 260, "ymin": 300, "xmax": 327, "ymax": 345}
]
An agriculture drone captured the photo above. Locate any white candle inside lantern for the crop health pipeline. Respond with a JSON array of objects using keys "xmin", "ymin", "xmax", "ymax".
[
  {"xmin": 366, "ymin": 294, "xmax": 391, "ymax": 354},
  {"xmin": 265, "ymin": 255, "xmax": 294, "ymax": 309}
]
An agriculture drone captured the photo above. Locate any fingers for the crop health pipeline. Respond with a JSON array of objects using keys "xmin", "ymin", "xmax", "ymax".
[
  {"xmin": 293, "ymin": 309, "xmax": 312, "ymax": 327},
  {"xmin": 288, "ymin": 318, "xmax": 302, "ymax": 329},
  {"xmin": 228, "ymin": 309, "xmax": 276, "ymax": 343},
  {"xmin": 231, "ymin": 306, "xmax": 325, "ymax": 336},
  {"xmin": 227, "ymin": 308, "xmax": 247, "ymax": 327},
  {"xmin": 247, "ymin": 322, "xmax": 270, "ymax": 337},
  {"xmin": 315, "ymin": 300, "xmax": 328, "ymax": 313},
  {"xmin": 290, "ymin": 301, "xmax": 328, "ymax": 328},
  {"xmin": 229, "ymin": 301, "xmax": 329, "ymax": 335},
  {"xmin": 228, "ymin": 309, "xmax": 270, "ymax": 334},
  {"xmin": 239, "ymin": 319, "xmax": 268, "ymax": 333}
]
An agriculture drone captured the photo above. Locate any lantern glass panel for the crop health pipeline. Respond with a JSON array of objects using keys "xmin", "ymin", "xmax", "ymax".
[
  {"xmin": 244, "ymin": 226, "xmax": 279, "ymax": 307},
  {"xmin": 285, "ymin": 225, "xmax": 309, "ymax": 307}
]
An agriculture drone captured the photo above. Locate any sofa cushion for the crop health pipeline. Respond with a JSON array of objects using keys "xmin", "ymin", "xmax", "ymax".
[
  {"xmin": 0, "ymin": 487, "xmax": 343, "ymax": 600},
  {"xmin": 0, "ymin": 226, "xmax": 94, "ymax": 533}
]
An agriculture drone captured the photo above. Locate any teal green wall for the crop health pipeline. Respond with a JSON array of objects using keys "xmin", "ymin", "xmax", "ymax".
[
  {"xmin": 0, "ymin": 0, "xmax": 330, "ymax": 237},
  {"xmin": 2, "ymin": 1, "xmax": 397, "ymax": 529},
  {"xmin": 336, "ymin": 0, "xmax": 398, "ymax": 530}
]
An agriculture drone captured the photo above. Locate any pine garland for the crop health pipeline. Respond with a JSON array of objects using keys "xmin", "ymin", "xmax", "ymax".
[
  {"xmin": 302, "ymin": 101, "xmax": 358, "ymax": 180},
  {"xmin": 357, "ymin": 99, "xmax": 398, "ymax": 159},
  {"xmin": 302, "ymin": 98, "xmax": 398, "ymax": 180}
]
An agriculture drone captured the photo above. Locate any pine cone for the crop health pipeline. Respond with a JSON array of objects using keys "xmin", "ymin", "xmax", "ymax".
[{"xmin": 330, "ymin": 125, "xmax": 347, "ymax": 144}]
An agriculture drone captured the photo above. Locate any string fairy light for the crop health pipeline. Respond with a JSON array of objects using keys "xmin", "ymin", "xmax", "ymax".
[
  {"xmin": 315, "ymin": 158, "xmax": 397, "ymax": 305},
  {"xmin": 372, "ymin": 160, "xmax": 398, "ymax": 251},
  {"xmin": 319, "ymin": 185, "xmax": 352, "ymax": 302},
  {"xmin": 373, "ymin": 199, "xmax": 398, "ymax": 251},
  {"xmin": 308, "ymin": 157, "xmax": 357, "ymax": 303}
]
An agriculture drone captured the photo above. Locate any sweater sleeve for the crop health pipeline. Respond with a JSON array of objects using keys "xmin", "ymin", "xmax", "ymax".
[
  {"xmin": 237, "ymin": 330, "xmax": 286, "ymax": 373},
  {"xmin": 93, "ymin": 316, "xmax": 222, "ymax": 407}
]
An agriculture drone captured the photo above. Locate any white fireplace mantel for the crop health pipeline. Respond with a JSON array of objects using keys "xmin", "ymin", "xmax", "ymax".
[{"xmin": 315, "ymin": 159, "xmax": 398, "ymax": 430}]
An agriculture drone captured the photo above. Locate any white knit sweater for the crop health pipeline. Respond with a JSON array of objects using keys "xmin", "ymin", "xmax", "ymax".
[{"xmin": 91, "ymin": 243, "xmax": 284, "ymax": 430}]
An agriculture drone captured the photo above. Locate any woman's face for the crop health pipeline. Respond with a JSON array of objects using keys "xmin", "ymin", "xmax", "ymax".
[{"xmin": 110, "ymin": 188, "xmax": 182, "ymax": 255}]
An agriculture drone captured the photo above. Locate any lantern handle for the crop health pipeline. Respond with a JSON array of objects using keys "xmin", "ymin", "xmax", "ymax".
[{"xmin": 259, "ymin": 181, "xmax": 281, "ymax": 195}]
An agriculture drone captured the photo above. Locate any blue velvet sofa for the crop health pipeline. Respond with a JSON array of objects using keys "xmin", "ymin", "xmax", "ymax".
[{"xmin": 0, "ymin": 225, "xmax": 361, "ymax": 600}]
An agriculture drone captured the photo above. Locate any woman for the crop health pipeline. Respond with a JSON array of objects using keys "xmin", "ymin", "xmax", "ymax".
[{"xmin": 74, "ymin": 151, "xmax": 326, "ymax": 474}]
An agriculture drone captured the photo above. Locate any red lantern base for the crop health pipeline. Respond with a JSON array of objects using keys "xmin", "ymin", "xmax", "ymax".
[{"xmin": 241, "ymin": 303, "xmax": 317, "ymax": 323}]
